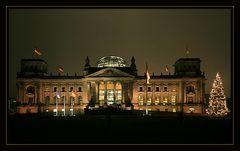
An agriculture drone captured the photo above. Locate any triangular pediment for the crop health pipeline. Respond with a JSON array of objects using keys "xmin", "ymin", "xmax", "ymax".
[{"xmin": 86, "ymin": 68, "xmax": 134, "ymax": 78}]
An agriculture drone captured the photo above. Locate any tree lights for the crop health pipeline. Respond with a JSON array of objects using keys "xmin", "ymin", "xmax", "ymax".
[{"xmin": 206, "ymin": 72, "xmax": 228, "ymax": 116}]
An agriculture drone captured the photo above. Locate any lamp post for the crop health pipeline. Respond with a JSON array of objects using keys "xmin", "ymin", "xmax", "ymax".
[
  {"xmin": 63, "ymin": 96, "xmax": 66, "ymax": 116},
  {"xmin": 55, "ymin": 96, "xmax": 58, "ymax": 116}
]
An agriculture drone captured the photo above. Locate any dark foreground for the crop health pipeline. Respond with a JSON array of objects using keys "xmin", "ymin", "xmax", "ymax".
[{"xmin": 7, "ymin": 113, "xmax": 233, "ymax": 144}]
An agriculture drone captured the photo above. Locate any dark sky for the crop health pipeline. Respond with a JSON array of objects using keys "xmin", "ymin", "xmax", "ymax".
[{"xmin": 8, "ymin": 8, "xmax": 231, "ymax": 98}]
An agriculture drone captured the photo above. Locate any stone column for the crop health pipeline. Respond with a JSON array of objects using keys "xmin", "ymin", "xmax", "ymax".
[
  {"xmin": 128, "ymin": 82, "xmax": 133, "ymax": 104},
  {"xmin": 104, "ymin": 81, "xmax": 107, "ymax": 105},
  {"xmin": 90, "ymin": 82, "xmax": 96, "ymax": 101},
  {"xmin": 145, "ymin": 83, "xmax": 147, "ymax": 105},
  {"xmin": 114, "ymin": 81, "xmax": 116, "ymax": 104},
  {"xmin": 50, "ymin": 84, "xmax": 53, "ymax": 105},
  {"xmin": 34, "ymin": 85, "xmax": 37, "ymax": 104},
  {"xmin": 122, "ymin": 82, "xmax": 125, "ymax": 104},
  {"xmin": 152, "ymin": 83, "xmax": 155, "ymax": 105},
  {"xmin": 16, "ymin": 83, "xmax": 20, "ymax": 103},
  {"xmin": 178, "ymin": 81, "xmax": 182, "ymax": 111},
  {"xmin": 87, "ymin": 82, "xmax": 91, "ymax": 103},
  {"xmin": 95, "ymin": 81, "xmax": 99, "ymax": 104},
  {"xmin": 120, "ymin": 81, "xmax": 123, "ymax": 104},
  {"xmin": 23, "ymin": 84, "xmax": 26, "ymax": 103},
  {"xmin": 184, "ymin": 83, "xmax": 187, "ymax": 104}
]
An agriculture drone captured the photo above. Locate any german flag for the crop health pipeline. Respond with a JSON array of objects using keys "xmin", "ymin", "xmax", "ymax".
[
  {"xmin": 165, "ymin": 65, "xmax": 169, "ymax": 72},
  {"xmin": 33, "ymin": 47, "xmax": 42, "ymax": 56},
  {"xmin": 146, "ymin": 63, "xmax": 150, "ymax": 84},
  {"xmin": 58, "ymin": 66, "xmax": 64, "ymax": 73}
]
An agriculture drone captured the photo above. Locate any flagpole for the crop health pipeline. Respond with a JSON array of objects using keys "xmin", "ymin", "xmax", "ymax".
[
  {"xmin": 145, "ymin": 82, "xmax": 148, "ymax": 115},
  {"xmin": 145, "ymin": 63, "xmax": 150, "ymax": 116},
  {"xmin": 145, "ymin": 64, "xmax": 147, "ymax": 115}
]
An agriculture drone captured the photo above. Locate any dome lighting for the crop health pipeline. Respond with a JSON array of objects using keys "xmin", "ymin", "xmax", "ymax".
[{"xmin": 96, "ymin": 56, "xmax": 128, "ymax": 67}]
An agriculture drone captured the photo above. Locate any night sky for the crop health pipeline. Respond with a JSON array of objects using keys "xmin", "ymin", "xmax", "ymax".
[{"xmin": 8, "ymin": 8, "xmax": 231, "ymax": 98}]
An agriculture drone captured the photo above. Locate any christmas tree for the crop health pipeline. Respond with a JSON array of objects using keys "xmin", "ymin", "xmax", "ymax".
[{"xmin": 206, "ymin": 72, "xmax": 228, "ymax": 116}]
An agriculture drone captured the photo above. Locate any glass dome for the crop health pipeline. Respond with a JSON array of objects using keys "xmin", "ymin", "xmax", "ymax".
[{"xmin": 96, "ymin": 56, "xmax": 128, "ymax": 67}]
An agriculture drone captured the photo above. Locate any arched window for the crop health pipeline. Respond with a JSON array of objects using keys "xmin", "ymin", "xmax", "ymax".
[
  {"xmin": 186, "ymin": 86, "xmax": 195, "ymax": 93},
  {"xmin": 115, "ymin": 82, "xmax": 122, "ymax": 102},
  {"xmin": 26, "ymin": 86, "xmax": 35, "ymax": 94},
  {"xmin": 107, "ymin": 82, "xmax": 114, "ymax": 105}
]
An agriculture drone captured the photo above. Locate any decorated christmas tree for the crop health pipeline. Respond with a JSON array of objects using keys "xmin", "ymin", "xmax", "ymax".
[{"xmin": 206, "ymin": 72, "xmax": 228, "ymax": 116}]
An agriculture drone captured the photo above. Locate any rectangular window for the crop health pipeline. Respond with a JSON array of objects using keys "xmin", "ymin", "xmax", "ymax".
[
  {"xmin": 139, "ymin": 86, "xmax": 143, "ymax": 92},
  {"xmin": 155, "ymin": 96, "xmax": 160, "ymax": 105},
  {"xmin": 62, "ymin": 87, "xmax": 65, "ymax": 92},
  {"xmin": 147, "ymin": 97, "xmax": 152, "ymax": 105},
  {"xmin": 171, "ymin": 96, "xmax": 176, "ymax": 105},
  {"xmin": 54, "ymin": 87, "xmax": 57, "ymax": 92},
  {"xmin": 78, "ymin": 87, "xmax": 82, "ymax": 92},
  {"xmin": 162, "ymin": 96, "xmax": 168, "ymax": 105},
  {"xmin": 147, "ymin": 87, "xmax": 151, "ymax": 92},
  {"xmin": 164, "ymin": 87, "xmax": 168, "ymax": 92},
  {"xmin": 138, "ymin": 95, "xmax": 143, "ymax": 106},
  {"xmin": 70, "ymin": 87, "xmax": 73, "ymax": 92},
  {"xmin": 155, "ymin": 86, "xmax": 160, "ymax": 92},
  {"xmin": 99, "ymin": 90, "xmax": 105, "ymax": 101},
  {"xmin": 116, "ymin": 90, "xmax": 122, "ymax": 101}
]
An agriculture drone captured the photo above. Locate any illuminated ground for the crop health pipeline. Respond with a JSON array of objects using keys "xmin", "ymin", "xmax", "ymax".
[{"xmin": 7, "ymin": 113, "xmax": 233, "ymax": 144}]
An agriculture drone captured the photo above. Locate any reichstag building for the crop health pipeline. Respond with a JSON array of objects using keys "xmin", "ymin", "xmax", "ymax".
[{"xmin": 16, "ymin": 55, "xmax": 206, "ymax": 114}]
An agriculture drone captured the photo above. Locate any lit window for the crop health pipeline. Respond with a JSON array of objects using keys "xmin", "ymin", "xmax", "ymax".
[
  {"xmin": 115, "ymin": 83, "xmax": 122, "ymax": 103},
  {"xmin": 99, "ymin": 90, "xmax": 105, "ymax": 101},
  {"xmin": 116, "ymin": 90, "xmax": 122, "ymax": 101},
  {"xmin": 155, "ymin": 96, "xmax": 160, "ymax": 105},
  {"xmin": 162, "ymin": 96, "xmax": 168, "ymax": 105},
  {"xmin": 138, "ymin": 95, "xmax": 143, "ymax": 106},
  {"xmin": 99, "ymin": 82, "xmax": 105, "ymax": 106},
  {"xmin": 147, "ymin": 97, "xmax": 152, "ymax": 105},
  {"xmin": 171, "ymin": 96, "xmax": 176, "ymax": 105}
]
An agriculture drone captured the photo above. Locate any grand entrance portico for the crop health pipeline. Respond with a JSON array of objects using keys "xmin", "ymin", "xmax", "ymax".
[{"xmin": 84, "ymin": 67, "xmax": 134, "ymax": 108}]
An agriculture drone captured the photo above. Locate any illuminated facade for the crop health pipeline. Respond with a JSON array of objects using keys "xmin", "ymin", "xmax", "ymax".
[{"xmin": 16, "ymin": 56, "xmax": 206, "ymax": 114}]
